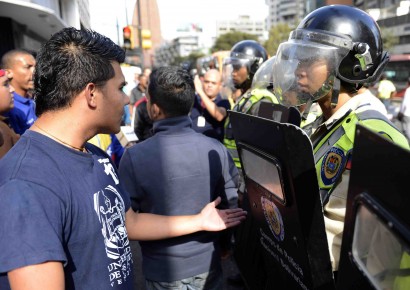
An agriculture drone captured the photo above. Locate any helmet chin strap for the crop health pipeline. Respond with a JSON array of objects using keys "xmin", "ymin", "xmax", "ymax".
[
  {"xmin": 301, "ymin": 98, "xmax": 313, "ymax": 121},
  {"xmin": 234, "ymin": 77, "xmax": 253, "ymax": 92},
  {"xmin": 330, "ymin": 78, "xmax": 340, "ymax": 108},
  {"xmin": 300, "ymin": 75, "xmax": 339, "ymax": 120}
]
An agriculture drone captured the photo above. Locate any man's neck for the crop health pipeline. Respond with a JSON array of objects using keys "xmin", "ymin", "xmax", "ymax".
[
  {"xmin": 208, "ymin": 95, "xmax": 217, "ymax": 102},
  {"xmin": 318, "ymin": 92, "xmax": 351, "ymax": 121},
  {"xmin": 13, "ymin": 89, "xmax": 28, "ymax": 98},
  {"xmin": 137, "ymin": 84, "xmax": 146, "ymax": 92},
  {"xmin": 32, "ymin": 110, "xmax": 94, "ymax": 150}
]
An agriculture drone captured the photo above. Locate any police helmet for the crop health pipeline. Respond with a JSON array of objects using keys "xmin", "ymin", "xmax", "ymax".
[
  {"xmin": 223, "ymin": 40, "xmax": 268, "ymax": 90},
  {"xmin": 224, "ymin": 40, "xmax": 268, "ymax": 74},
  {"xmin": 273, "ymin": 5, "xmax": 389, "ymax": 106}
]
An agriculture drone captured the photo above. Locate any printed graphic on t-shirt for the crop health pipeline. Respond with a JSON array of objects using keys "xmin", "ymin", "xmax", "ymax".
[
  {"xmin": 94, "ymin": 185, "xmax": 133, "ymax": 287},
  {"xmin": 98, "ymin": 158, "xmax": 119, "ymax": 185}
]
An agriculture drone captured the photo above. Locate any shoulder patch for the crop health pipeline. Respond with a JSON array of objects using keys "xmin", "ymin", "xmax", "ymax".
[{"xmin": 321, "ymin": 147, "xmax": 346, "ymax": 186}]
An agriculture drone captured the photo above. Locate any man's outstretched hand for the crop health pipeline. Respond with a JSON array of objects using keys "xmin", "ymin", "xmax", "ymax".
[{"xmin": 200, "ymin": 197, "xmax": 247, "ymax": 231}]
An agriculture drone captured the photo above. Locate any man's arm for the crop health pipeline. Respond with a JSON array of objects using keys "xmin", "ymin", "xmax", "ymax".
[
  {"xmin": 8, "ymin": 261, "xmax": 64, "ymax": 290},
  {"xmin": 125, "ymin": 196, "xmax": 246, "ymax": 241},
  {"xmin": 391, "ymin": 89, "xmax": 397, "ymax": 99},
  {"xmin": 194, "ymin": 75, "xmax": 227, "ymax": 121}
]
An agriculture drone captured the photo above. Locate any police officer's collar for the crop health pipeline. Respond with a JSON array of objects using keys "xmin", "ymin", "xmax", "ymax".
[
  {"xmin": 242, "ymin": 89, "xmax": 252, "ymax": 99},
  {"xmin": 322, "ymin": 95, "xmax": 368, "ymax": 129}
]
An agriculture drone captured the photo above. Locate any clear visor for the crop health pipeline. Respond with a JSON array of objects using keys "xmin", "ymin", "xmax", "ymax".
[
  {"xmin": 273, "ymin": 40, "xmax": 349, "ymax": 106},
  {"xmin": 223, "ymin": 57, "xmax": 252, "ymax": 71},
  {"xmin": 251, "ymin": 56, "xmax": 276, "ymax": 91},
  {"xmin": 222, "ymin": 57, "xmax": 253, "ymax": 91},
  {"xmin": 222, "ymin": 60, "xmax": 234, "ymax": 90}
]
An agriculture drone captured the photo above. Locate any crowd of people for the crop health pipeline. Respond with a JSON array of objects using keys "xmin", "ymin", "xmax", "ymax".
[{"xmin": 0, "ymin": 4, "xmax": 409, "ymax": 290}]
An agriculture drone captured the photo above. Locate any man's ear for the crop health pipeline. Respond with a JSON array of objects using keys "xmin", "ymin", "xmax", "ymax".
[
  {"xmin": 150, "ymin": 103, "xmax": 164, "ymax": 120},
  {"xmin": 85, "ymin": 83, "xmax": 97, "ymax": 108},
  {"xmin": 150, "ymin": 103, "xmax": 159, "ymax": 119},
  {"xmin": 5, "ymin": 69, "xmax": 13, "ymax": 79}
]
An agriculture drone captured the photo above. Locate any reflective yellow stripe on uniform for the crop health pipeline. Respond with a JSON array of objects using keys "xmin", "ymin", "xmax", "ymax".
[
  {"xmin": 223, "ymin": 88, "xmax": 278, "ymax": 168},
  {"xmin": 314, "ymin": 109, "xmax": 409, "ymax": 198},
  {"xmin": 393, "ymin": 252, "xmax": 410, "ymax": 290}
]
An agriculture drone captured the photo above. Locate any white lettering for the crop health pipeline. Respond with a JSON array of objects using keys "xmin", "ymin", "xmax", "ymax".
[
  {"xmin": 259, "ymin": 228, "xmax": 307, "ymax": 289},
  {"xmin": 109, "ymin": 271, "xmax": 121, "ymax": 281},
  {"xmin": 108, "ymin": 262, "xmax": 122, "ymax": 271},
  {"xmin": 98, "ymin": 158, "xmax": 119, "ymax": 184}
]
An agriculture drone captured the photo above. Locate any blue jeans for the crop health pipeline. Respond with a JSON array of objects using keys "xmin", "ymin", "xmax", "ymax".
[{"xmin": 145, "ymin": 269, "xmax": 223, "ymax": 290}]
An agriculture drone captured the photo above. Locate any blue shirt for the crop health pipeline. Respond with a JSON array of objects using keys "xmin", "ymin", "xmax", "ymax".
[
  {"xmin": 119, "ymin": 116, "xmax": 238, "ymax": 282},
  {"xmin": 0, "ymin": 131, "xmax": 133, "ymax": 289},
  {"xmin": 5, "ymin": 92, "xmax": 37, "ymax": 135},
  {"xmin": 122, "ymin": 105, "xmax": 131, "ymax": 126},
  {"xmin": 190, "ymin": 94, "xmax": 230, "ymax": 142}
]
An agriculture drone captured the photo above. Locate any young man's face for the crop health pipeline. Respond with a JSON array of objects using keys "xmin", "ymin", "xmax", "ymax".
[
  {"xmin": 0, "ymin": 74, "xmax": 14, "ymax": 114},
  {"xmin": 8, "ymin": 53, "xmax": 35, "ymax": 95},
  {"xmin": 295, "ymin": 59, "xmax": 329, "ymax": 97},
  {"xmin": 97, "ymin": 62, "xmax": 129, "ymax": 133},
  {"xmin": 231, "ymin": 64, "xmax": 248, "ymax": 88},
  {"xmin": 138, "ymin": 75, "xmax": 148, "ymax": 90}
]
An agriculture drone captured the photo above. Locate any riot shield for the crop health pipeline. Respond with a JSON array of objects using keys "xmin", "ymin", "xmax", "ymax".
[
  {"xmin": 257, "ymin": 102, "xmax": 302, "ymax": 126},
  {"xmin": 230, "ymin": 111, "xmax": 334, "ymax": 290},
  {"xmin": 337, "ymin": 125, "xmax": 410, "ymax": 290}
]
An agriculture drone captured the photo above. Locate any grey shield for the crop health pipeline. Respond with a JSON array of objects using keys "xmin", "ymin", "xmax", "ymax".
[
  {"xmin": 230, "ymin": 111, "xmax": 334, "ymax": 290},
  {"xmin": 337, "ymin": 125, "xmax": 410, "ymax": 290}
]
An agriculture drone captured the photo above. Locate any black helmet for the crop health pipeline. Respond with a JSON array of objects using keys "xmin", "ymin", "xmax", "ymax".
[
  {"xmin": 223, "ymin": 40, "xmax": 268, "ymax": 90},
  {"xmin": 225, "ymin": 40, "xmax": 268, "ymax": 74},
  {"xmin": 297, "ymin": 5, "xmax": 388, "ymax": 84},
  {"xmin": 273, "ymin": 5, "xmax": 389, "ymax": 106}
]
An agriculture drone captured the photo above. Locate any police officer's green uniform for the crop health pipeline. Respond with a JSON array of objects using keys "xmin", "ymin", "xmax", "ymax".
[
  {"xmin": 312, "ymin": 109, "xmax": 409, "ymax": 202},
  {"xmin": 223, "ymin": 88, "xmax": 278, "ymax": 169},
  {"xmin": 393, "ymin": 252, "xmax": 410, "ymax": 289},
  {"xmin": 308, "ymin": 106, "xmax": 409, "ymax": 270}
]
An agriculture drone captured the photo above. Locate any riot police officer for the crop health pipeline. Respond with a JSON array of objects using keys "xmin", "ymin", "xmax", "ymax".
[
  {"xmin": 223, "ymin": 40, "xmax": 279, "ymax": 195},
  {"xmin": 270, "ymin": 5, "xmax": 409, "ymax": 272}
]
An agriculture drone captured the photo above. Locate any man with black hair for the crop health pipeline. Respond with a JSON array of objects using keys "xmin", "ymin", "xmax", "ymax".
[
  {"xmin": 0, "ymin": 68, "xmax": 19, "ymax": 158},
  {"xmin": 119, "ymin": 66, "xmax": 239, "ymax": 290},
  {"xmin": 0, "ymin": 28, "xmax": 246, "ymax": 290},
  {"xmin": 1, "ymin": 49, "xmax": 36, "ymax": 134}
]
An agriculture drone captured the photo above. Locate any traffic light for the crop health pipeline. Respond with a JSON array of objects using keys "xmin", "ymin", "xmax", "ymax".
[
  {"xmin": 141, "ymin": 29, "xmax": 152, "ymax": 49},
  {"xmin": 123, "ymin": 26, "xmax": 134, "ymax": 49}
]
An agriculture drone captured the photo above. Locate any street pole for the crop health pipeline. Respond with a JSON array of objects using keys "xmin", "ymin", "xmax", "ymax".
[
  {"xmin": 137, "ymin": 0, "xmax": 144, "ymax": 67},
  {"xmin": 116, "ymin": 17, "xmax": 120, "ymax": 46},
  {"xmin": 125, "ymin": 0, "xmax": 129, "ymax": 25}
]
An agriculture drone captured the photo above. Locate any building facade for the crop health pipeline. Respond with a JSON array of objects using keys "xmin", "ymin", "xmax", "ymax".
[
  {"xmin": 131, "ymin": 0, "xmax": 162, "ymax": 68},
  {"xmin": 265, "ymin": 0, "xmax": 353, "ymax": 29},
  {"xmin": 0, "ymin": 0, "xmax": 89, "ymax": 58},
  {"xmin": 266, "ymin": 0, "xmax": 305, "ymax": 28},
  {"xmin": 216, "ymin": 15, "xmax": 266, "ymax": 42},
  {"xmin": 154, "ymin": 35, "xmax": 201, "ymax": 67},
  {"xmin": 355, "ymin": 0, "xmax": 410, "ymax": 54}
]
